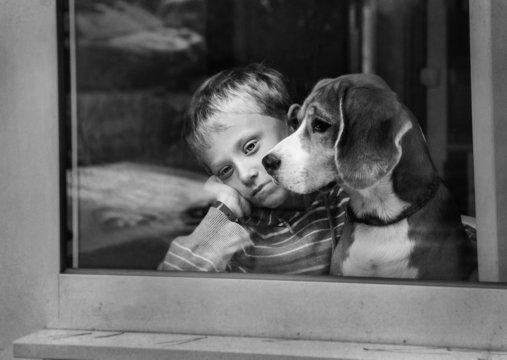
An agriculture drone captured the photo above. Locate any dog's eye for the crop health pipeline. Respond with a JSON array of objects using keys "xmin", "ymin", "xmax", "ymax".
[{"xmin": 311, "ymin": 118, "xmax": 331, "ymax": 133}]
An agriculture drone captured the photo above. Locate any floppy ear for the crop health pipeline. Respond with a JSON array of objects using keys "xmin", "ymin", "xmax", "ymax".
[
  {"xmin": 287, "ymin": 103, "xmax": 302, "ymax": 131},
  {"xmin": 334, "ymin": 83, "xmax": 412, "ymax": 190}
]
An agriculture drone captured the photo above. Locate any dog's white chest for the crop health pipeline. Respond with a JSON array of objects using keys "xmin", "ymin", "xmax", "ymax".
[{"xmin": 341, "ymin": 220, "xmax": 418, "ymax": 278}]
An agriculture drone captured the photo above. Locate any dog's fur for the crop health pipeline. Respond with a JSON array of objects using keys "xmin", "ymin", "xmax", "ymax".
[{"xmin": 263, "ymin": 73, "xmax": 477, "ymax": 280}]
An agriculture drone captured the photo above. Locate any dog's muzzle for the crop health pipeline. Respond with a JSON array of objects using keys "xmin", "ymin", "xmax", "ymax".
[{"xmin": 262, "ymin": 154, "xmax": 281, "ymax": 175}]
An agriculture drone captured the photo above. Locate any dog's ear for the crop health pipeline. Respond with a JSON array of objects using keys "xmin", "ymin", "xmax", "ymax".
[
  {"xmin": 287, "ymin": 103, "xmax": 302, "ymax": 131},
  {"xmin": 334, "ymin": 82, "xmax": 412, "ymax": 189}
]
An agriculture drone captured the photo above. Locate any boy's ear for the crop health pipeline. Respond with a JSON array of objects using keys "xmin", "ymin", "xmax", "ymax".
[{"xmin": 287, "ymin": 103, "xmax": 302, "ymax": 131}]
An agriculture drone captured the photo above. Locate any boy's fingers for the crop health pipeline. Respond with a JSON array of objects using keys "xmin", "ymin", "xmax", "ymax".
[
  {"xmin": 216, "ymin": 191, "xmax": 251, "ymax": 219},
  {"xmin": 238, "ymin": 197, "xmax": 252, "ymax": 218},
  {"xmin": 202, "ymin": 176, "xmax": 252, "ymax": 218},
  {"xmin": 206, "ymin": 175, "xmax": 223, "ymax": 185},
  {"xmin": 221, "ymin": 193, "xmax": 248, "ymax": 219},
  {"xmin": 203, "ymin": 177, "xmax": 228, "ymax": 198}
]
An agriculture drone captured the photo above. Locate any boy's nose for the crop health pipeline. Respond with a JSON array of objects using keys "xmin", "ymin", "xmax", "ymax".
[
  {"xmin": 262, "ymin": 154, "xmax": 281, "ymax": 175},
  {"xmin": 238, "ymin": 165, "xmax": 258, "ymax": 184}
]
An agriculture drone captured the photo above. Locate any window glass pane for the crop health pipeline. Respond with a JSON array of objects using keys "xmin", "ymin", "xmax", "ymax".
[
  {"xmin": 64, "ymin": 0, "xmax": 478, "ymax": 281},
  {"xmin": 65, "ymin": 0, "xmax": 212, "ymax": 269}
]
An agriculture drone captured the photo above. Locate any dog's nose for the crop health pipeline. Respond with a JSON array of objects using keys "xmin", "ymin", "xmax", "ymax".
[{"xmin": 262, "ymin": 154, "xmax": 281, "ymax": 174}]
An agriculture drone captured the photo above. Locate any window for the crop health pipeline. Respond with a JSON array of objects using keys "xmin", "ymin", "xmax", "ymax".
[
  {"xmin": 65, "ymin": 0, "xmax": 354, "ymax": 271},
  {"xmin": 40, "ymin": 0, "xmax": 507, "ymax": 352},
  {"xmin": 65, "ymin": 0, "xmax": 478, "ymax": 274}
]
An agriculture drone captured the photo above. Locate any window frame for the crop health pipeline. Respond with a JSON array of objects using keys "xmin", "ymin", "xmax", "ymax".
[
  {"xmin": 47, "ymin": 0, "xmax": 507, "ymax": 352},
  {"xmin": 53, "ymin": 271, "xmax": 507, "ymax": 350}
]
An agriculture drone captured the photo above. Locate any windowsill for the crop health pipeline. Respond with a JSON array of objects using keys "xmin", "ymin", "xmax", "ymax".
[{"xmin": 13, "ymin": 329, "xmax": 507, "ymax": 360}]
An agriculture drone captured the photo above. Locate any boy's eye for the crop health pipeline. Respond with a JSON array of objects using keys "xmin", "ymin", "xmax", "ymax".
[
  {"xmin": 244, "ymin": 140, "xmax": 258, "ymax": 154},
  {"xmin": 217, "ymin": 165, "xmax": 233, "ymax": 179},
  {"xmin": 311, "ymin": 118, "xmax": 331, "ymax": 133}
]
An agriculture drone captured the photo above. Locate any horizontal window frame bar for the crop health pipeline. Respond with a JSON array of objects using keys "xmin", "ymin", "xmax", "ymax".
[
  {"xmin": 14, "ymin": 328, "xmax": 507, "ymax": 360},
  {"xmin": 53, "ymin": 273, "xmax": 507, "ymax": 351}
]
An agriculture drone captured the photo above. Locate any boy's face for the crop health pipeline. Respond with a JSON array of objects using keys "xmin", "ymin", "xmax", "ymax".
[{"xmin": 202, "ymin": 113, "xmax": 291, "ymax": 208}]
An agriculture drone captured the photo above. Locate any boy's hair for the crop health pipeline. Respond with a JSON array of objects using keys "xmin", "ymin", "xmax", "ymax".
[{"xmin": 184, "ymin": 63, "xmax": 292, "ymax": 163}]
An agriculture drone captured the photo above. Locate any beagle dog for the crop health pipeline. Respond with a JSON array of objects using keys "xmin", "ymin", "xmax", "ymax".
[{"xmin": 263, "ymin": 73, "xmax": 477, "ymax": 280}]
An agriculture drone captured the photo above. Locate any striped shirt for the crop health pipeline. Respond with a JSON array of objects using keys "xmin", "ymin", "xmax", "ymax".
[{"xmin": 158, "ymin": 186, "xmax": 349, "ymax": 275}]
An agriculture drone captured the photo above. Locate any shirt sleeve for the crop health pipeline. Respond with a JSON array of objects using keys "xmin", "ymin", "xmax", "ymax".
[{"xmin": 158, "ymin": 207, "xmax": 252, "ymax": 272}]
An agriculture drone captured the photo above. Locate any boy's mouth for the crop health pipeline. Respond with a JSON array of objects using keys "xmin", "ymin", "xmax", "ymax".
[{"xmin": 252, "ymin": 182, "xmax": 269, "ymax": 197}]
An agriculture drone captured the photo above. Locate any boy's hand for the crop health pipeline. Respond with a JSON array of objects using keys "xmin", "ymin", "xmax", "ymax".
[{"xmin": 204, "ymin": 176, "xmax": 251, "ymax": 219}]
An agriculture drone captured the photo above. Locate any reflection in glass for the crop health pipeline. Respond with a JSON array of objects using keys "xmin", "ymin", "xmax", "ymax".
[
  {"xmin": 67, "ymin": 0, "xmax": 209, "ymax": 269},
  {"xmin": 64, "ymin": 0, "xmax": 474, "ymax": 272}
]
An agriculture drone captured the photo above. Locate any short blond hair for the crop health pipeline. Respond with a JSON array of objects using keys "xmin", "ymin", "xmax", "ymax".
[{"xmin": 183, "ymin": 63, "xmax": 291, "ymax": 164}]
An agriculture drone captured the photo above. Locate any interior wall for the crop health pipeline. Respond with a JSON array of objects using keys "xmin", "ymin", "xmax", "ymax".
[{"xmin": 0, "ymin": 1, "xmax": 60, "ymax": 359}]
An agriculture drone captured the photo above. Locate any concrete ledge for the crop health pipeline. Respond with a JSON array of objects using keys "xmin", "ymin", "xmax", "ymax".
[{"xmin": 13, "ymin": 329, "xmax": 507, "ymax": 360}]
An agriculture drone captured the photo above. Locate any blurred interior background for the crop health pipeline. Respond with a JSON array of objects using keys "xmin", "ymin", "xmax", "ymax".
[{"xmin": 62, "ymin": 0, "xmax": 473, "ymax": 270}]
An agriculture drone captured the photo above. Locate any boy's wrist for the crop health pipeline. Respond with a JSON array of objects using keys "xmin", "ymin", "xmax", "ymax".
[{"xmin": 211, "ymin": 200, "xmax": 240, "ymax": 222}]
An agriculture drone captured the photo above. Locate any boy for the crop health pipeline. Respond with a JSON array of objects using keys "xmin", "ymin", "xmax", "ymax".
[{"xmin": 158, "ymin": 63, "xmax": 349, "ymax": 274}]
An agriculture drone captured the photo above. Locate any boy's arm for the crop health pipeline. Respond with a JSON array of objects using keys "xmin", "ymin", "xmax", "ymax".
[{"xmin": 158, "ymin": 206, "xmax": 252, "ymax": 272}]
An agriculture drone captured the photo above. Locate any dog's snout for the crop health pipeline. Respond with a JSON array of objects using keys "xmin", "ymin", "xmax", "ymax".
[{"xmin": 262, "ymin": 154, "xmax": 281, "ymax": 174}]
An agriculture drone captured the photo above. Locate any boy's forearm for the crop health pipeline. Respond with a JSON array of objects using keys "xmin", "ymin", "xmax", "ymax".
[{"xmin": 158, "ymin": 207, "xmax": 251, "ymax": 272}]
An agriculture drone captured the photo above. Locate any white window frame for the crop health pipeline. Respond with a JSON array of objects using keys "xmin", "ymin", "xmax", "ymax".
[{"xmin": 9, "ymin": 0, "xmax": 507, "ymax": 353}]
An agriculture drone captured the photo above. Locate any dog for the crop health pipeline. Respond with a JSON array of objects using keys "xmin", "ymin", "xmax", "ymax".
[{"xmin": 262, "ymin": 73, "xmax": 477, "ymax": 280}]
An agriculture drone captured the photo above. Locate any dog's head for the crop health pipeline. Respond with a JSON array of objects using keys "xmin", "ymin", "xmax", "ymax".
[{"xmin": 262, "ymin": 73, "xmax": 414, "ymax": 194}]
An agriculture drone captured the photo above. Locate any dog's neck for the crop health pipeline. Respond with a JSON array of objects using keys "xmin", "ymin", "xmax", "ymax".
[
  {"xmin": 346, "ymin": 174, "xmax": 441, "ymax": 226},
  {"xmin": 346, "ymin": 176, "xmax": 410, "ymax": 222}
]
